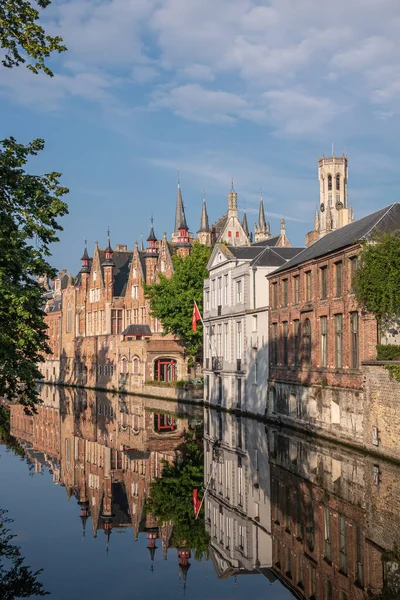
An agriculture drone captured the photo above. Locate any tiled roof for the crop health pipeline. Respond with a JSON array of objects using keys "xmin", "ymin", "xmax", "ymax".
[
  {"xmin": 228, "ymin": 246, "xmax": 266, "ymax": 260},
  {"xmin": 122, "ymin": 324, "xmax": 152, "ymax": 336},
  {"xmin": 99, "ymin": 250, "xmax": 133, "ymax": 296},
  {"xmin": 273, "ymin": 203, "xmax": 400, "ymax": 274},
  {"xmin": 251, "ymin": 246, "xmax": 304, "ymax": 267},
  {"xmin": 251, "ymin": 235, "xmax": 280, "ymax": 247}
]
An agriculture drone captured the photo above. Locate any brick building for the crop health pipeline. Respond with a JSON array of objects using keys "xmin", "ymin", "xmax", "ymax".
[
  {"xmin": 40, "ymin": 182, "xmax": 267, "ymax": 392},
  {"xmin": 266, "ymin": 203, "xmax": 400, "ymax": 445}
]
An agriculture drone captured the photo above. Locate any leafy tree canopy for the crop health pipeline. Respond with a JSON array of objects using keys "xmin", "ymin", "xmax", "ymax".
[
  {"xmin": 0, "ymin": 137, "xmax": 68, "ymax": 411},
  {"xmin": 146, "ymin": 432, "xmax": 209, "ymax": 561},
  {"xmin": 1, "ymin": 0, "xmax": 66, "ymax": 76},
  {"xmin": 145, "ymin": 243, "xmax": 211, "ymax": 361},
  {"xmin": 354, "ymin": 232, "xmax": 400, "ymax": 326}
]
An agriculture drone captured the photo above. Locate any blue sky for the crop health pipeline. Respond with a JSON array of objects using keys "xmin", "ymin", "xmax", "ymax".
[{"xmin": 1, "ymin": 0, "xmax": 400, "ymax": 273}]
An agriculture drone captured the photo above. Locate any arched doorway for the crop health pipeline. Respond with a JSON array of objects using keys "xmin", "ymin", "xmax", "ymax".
[{"xmin": 154, "ymin": 358, "xmax": 177, "ymax": 382}]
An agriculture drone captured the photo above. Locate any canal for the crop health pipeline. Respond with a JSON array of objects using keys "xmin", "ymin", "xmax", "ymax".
[{"xmin": 0, "ymin": 385, "xmax": 398, "ymax": 599}]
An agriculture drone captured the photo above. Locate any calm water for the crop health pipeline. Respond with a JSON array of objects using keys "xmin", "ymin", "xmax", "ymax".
[{"xmin": 1, "ymin": 385, "xmax": 399, "ymax": 599}]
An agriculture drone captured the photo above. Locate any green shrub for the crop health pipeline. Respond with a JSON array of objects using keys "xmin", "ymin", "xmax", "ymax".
[{"xmin": 376, "ymin": 344, "xmax": 400, "ymax": 361}]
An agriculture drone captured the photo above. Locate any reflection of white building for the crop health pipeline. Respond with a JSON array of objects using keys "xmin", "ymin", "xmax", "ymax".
[
  {"xmin": 203, "ymin": 408, "xmax": 273, "ymax": 578},
  {"xmin": 203, "ymin": 242, "xmax": 303, "ymax": 415}
]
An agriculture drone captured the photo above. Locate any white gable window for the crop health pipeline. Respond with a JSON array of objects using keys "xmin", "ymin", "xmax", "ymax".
[
  {"xmin": 93, "ymin": 271, "xmax": 97, "ymax": 282},
  {"xmin": 132, "ymin": 267, "xmax": 137, "ymax": 279},
  {"xmin": 132, "ymin": 285, "xmax": 138, "ymax": 299}
]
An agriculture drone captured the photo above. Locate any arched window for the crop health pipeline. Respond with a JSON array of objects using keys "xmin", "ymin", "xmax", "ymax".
[
  {"xmin": 66, "ymin": 302, "xmax": 72, "ymax": 332},
  {"xmin": 121, "ymin": 357, "xmax": 128, "ymax": 374},
  {"xmin": 132, "ymin": 357, "xmax": 140, "ymax": 375},
  {"xmin": 336, "ymin": 173, "xmax": 340, "ymax": 191},
  {"xmin": 304, "ymin": 319, "xmax": 312, "ymax": 368},
  {"xmin": 327, "ymin": 174, "xmax": 332, "ymax": 191},
  {"xmin": 154, "ymin": 358, "xmax": 177, "ymax": 382}
]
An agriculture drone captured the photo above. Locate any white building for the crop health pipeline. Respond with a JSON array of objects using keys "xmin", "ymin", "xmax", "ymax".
[
  {"xmin": 203, "ymin": 408, "xmax": 273, "ymax": 578},
  {"xmin": 203, "ymin": 242, "xmax": 303, "ymax": 415}
]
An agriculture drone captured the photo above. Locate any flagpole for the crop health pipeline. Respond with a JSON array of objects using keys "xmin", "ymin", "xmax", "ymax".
[{"xmin": 195, "ymin": 461, "xmax": 216, "ymax": 520}]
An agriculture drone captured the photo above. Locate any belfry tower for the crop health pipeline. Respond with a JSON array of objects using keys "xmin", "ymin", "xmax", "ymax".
[{"xmin": 306, "ymin": 152, "xmax": 354, "ymax": 247}]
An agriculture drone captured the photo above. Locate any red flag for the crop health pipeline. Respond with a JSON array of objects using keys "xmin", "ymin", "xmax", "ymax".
[
  {"xmin": 192, "ymin": 488, "xmax": 202, "ymax": 518},
  {"xmin": 192, "ymin": 301, "xmax": 201, "ymax": 332}
]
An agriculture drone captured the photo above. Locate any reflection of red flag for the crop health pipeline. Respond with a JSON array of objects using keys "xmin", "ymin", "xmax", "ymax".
[
  {"xmin": 193, "ymin": 488, "xmax": 202, "ymax": 518},
  {"xmin": 192, "ymin": 301, "xmax": 201, "ymax": 332}
]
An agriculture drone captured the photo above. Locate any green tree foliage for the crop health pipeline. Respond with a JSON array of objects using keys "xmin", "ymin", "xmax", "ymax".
[
  {"xmin": 354, "ymin": 232, "xmax": 400, "ymax": 327},
  {"xmin": 146, "ymin": 432, "xmax": 210, "ymax": 560},
  {"xmin": 0, "ymin": 138, "xmax": 68, "ymax": 411},
  {"xmin": 1, "ymin": 0, "xmax": 66, "ymax": 76},
  {"xmin": 145, "ymin": 243, "xmax": 212, "ymax": 361},
  {"xmin": 0, "ymin": 508, "xmax": 49, "ymax": 599}
]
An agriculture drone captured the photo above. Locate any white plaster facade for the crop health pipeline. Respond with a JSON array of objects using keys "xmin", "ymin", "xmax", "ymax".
[{"xmin": 203, "ymin": 409, "xmax": 272, "ymax": 577}]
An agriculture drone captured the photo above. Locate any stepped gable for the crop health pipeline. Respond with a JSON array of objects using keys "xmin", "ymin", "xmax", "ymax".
[
  {"xmin": 99, "ymin": 248, "xmax": 133, "ymax": 296},
  {"xmin": 274, "ymin": 202, "xmax": 400, "ymax": 275}
]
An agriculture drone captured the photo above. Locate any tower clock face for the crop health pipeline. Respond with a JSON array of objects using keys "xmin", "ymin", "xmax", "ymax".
[
  {"xmin": 320, "ymin": 203, "xmax": 325, "ymax": 212},
  {"xmin": 336, "ymin": 200, "xmax": 343, "ymax": 210}
]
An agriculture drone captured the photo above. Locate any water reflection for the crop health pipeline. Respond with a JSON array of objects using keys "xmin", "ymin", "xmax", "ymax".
[{"xmin": 3, "ymin": 386, "xmax": 400, "ymax": 599}]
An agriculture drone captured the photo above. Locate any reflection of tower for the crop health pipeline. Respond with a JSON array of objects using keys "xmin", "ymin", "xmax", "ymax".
[
  {"xmin": 102, "ymin": 450, "xmax": 114, "ymax": 554},
  {"xmin": 146, "ymin": 528, "xmax": 158, "ymax": 571},
  {"xmin": 78, "ymin": 500, "xmax": 90, "ymax": 540},
  {"xmin": 178, "ymin": 546, "xmax": 191, "ymax": 595}
]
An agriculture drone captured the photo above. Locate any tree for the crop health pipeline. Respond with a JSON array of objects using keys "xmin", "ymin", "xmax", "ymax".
[
  {"xmin": 1, "ymin": 0, "xmax": 66, "ymax": 76},
  {"xmin": 0, "ymin": 137, "xmax": 68, "ymax": 411},
  {"xmin": 0, "ymin": 508, "xmax": 49, "ymax": 599},
  {"xmin": 146, "ymin": 432, "xmax": 209, "ymax": 560},
  {"xmin": 354, "ymin": 232, "xmax": 400, "ymax": 327},
  {"xmin": 145, "ymin": 243, "xmax": 212, "ymax": 362}
]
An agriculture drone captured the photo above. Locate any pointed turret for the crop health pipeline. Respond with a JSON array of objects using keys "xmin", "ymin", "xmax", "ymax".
[
  {"xmin": 140, "ymin": 234, "xmax": 144, "ymax": 251},
  {"xmin": 349, "ymin": 204, "xmax": 354, "ymax": 223},
  {"xmin": 258, "ymin": 196, "xmax": 267, "ymax": 229},
  {"xmin": 78, "ymin": 500, "xmax": 90, "ymax": 539},
  {"xmin": 102, "ymin": 229, "xmax": 114, "ymax": 266},
  {"xmin": 146, "ymin": 219, "xmax": 158, "ymax": 254},
  {"xmin": 80, "ymin": 239, "xmax": 90, "ymax": 274},
  {"xmin": 197, "ymin": 194, "xmax": 211, "ymax": 246},
  {"xmin": 146, "ymin": 529, "xmax": 158, "ymax": 572},
  {"xmin": 242, "ymin": 210, "xmax": 249, "ymax": 238},
  {"xmin": 254, "ymin": 193, "xmax": 269, "ymax": 242}
]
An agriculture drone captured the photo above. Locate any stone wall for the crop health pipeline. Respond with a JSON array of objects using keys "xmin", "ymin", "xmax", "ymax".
[{"xmin": 363, "ymin": 363, "xmax": 400, "ymax": 461}]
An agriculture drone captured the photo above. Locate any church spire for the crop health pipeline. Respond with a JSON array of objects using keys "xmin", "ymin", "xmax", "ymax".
[
  {"xmin": 80, "ymin": 238, "xmax": 90, "ymax": 274},
  {"xmin": 258, "ymin": 194, "xmax": 267, "ymax": 229},
  {"xmin": 174, "ymin": 176, "xmax": 188, "ymax": 232},
  {"xmin": 242, "ymin": 210, "xmax": 249, "ymax": 238},
  {"xmin": 198, "ymin": 195, "xmax": 210, "ymax": 232}
]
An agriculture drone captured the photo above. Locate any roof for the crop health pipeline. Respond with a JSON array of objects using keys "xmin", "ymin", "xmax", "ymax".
[
  {"xmin": 212, "ymin": 213, "xmax": 228, "ymax": 239},
  {"xmin": 251, "ymin": 235, "xmax": 280, "ymax": 247},
  {"xmin": 122, "ymin": 324, "xmax": 152, "ymax": 336},
  {"xmin": 99, "ymin": 249, "xmax": 133, "ymax": 296},
  {"xmin": 228, "ymin": 246, "xmax": 266, "ymax": 260},
  {"xmin": 273, "ymin": 203, "xmax": 400, "ymax": 274},
  {"xmin": 250, "ymin": 246, "xmax": 304, "ymax": 267}
]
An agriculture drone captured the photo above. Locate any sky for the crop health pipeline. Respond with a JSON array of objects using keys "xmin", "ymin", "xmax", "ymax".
[{"xmin": 1, "ymin": 0, "xmax": 400, "ymax": 273}]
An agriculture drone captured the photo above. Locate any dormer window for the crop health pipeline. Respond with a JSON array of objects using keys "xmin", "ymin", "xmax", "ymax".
[{"xmin": 93, "ymin": 271, "xmax": 97, "ymax": 282}]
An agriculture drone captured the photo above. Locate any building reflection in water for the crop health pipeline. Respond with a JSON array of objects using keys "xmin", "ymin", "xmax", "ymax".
[
  {"xmin": 7, "ymin": 385, "xmax": 400, "ymax": 599},
  {"xmin": 9, "ymin": 384, "xmax": 202, "ymax": 578},
  {"xmin": 204, "ymin": 407, "xmax": 400, "ymax": 599}
]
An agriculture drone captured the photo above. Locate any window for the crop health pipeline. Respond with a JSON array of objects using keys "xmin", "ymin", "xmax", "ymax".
[
  {"xmin": 349, "ymin": 255, "xmax": 359, "ymax": 292},
  {"xmin": 133, "ymin": 309, "xmax": 138, "ymax": 324},
  {"xmin": 224, "ymin": 274, "xmax": 229, "ymax": 305},
  {"xmin": 236, "ymin": 322, "xmax": 242, "ymax": 359},
  {"xmin": 335, "ymin": 261, "xmax": 343, "ymax": 296},
  {"xmin": 339, "ymin": 516, "xmax": 348, "ymax": 574},
  {"xmin": 217, "ymin": 324, "xmax": 222, "ymax": 355},
  {"xmin": 283, "ymin": 322, "xmax": 288, "ymax": 366},
  {"xmin": 305, "ymin": 271, "xmax": 312, "ymax": 302},
  {"xmin": 336, "ymin": 173, "xmax": 340, "ymax": 191},
  {"xmin": 326, "ymin": 579, "xmax": 333, "ymax": 600},
  {"xmin": 211, "ymin": 279, "xmax": 216, "ymax": 308},
  {"xmin": 283, "ymin": 279, "xmax": 288, "ymax": 307},
  {"xmin": 205, "ymin": 290, "xmax": 210, "ymax": 311},
  {"xmin": 132, "ymin": 284, "xmax": 138, "ymax": 299},
  {"xmin": 293, "ymin": 275, "xmax": 300, "ymax": 305},
  {"xmin": 141, "ymin": 306, "xmax": 146, "ymax": 322},
  {"xmin": 271, "ymin": 324, "xmax": 278, "ymax": 365},
  {"xmin": 272, "ymin": 282, "xmax": 278, "ymax": 308},
  {"xmin": 126, "ymin": 309, "xmax": 131, "ymax": 325},
  {"xmin": 286, "ymin": 546, "xmax": 292, "ymax": 578},
  {"xmin": 236, "ymin": 280, "xmax": 242, "ymax": 303},
  {"xmin": 93, "ymin": 311, "xmax": 98, "ymax": 334},
  {"xmin": 320, "ymin": 266, "xmax": 328, "ymax": 299},
  {"xmin": 253, "ymin": 348, "xmax": 258, "ymax": 383},
  {"xmin": 235, "ymin": 231, "xmax": 239, "ymax": 238},
  {"xmin": 120, "ymin": 357, "xmax": 128, "ymax": 373},
  {"xmin": 324, "ymin": 507, "xmax": 332, "ymax": 562},
  {"xmin": 293, "ymin": 320, "xmax": 300, "ymax": 366},
  {"xmin": 320, "ymin": 316, "xmax": 328, "ymax": 368},
  {"xmin": 304, "ymin": 319, "xmax": 311, "ymax": 367},
  {"xmin": 111, "ymin": 309, "xmax": 123, "ymax": 334},
  {"xmin": 297, "ymin": 554, "xmax": 304, "ymax": 587},
  {"xmin": 224, "ymin": 323, "xmax": 229, "ymax": 360},
  {"xmin": 217, "ymin": 277, "xmax": 222, "ymax": 306},
  {"xmin": 252, "ymin": 314, "xmax": 257, "ymax": 331},
  {"xmin": 350, "ymin": 312, "xmax": 359, "ymax": 369},
  {"xmin": 228, "ymin": 231, "xmax": 232, "ymax": 237},
  {"xmin": 132, "ymin": 357, "xmax": 139, "ymax": 375},
  {"xmin": 355, "ymin": 525, "xmax": 364, "ymax": 587},
  {"xmin": 335, "ymin": 314, "xmax": 343, "ymax": 368},
  {"xmin": 328, "ymin": 174, "xmax": 332, "ymax": 191},
  {"xmin": 66, "ymin": 302, "xmax": 72, "ymax": 333}
]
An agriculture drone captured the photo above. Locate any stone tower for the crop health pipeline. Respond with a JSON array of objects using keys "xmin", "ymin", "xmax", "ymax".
[{"xmin": 306, "ymin": 152, "xmax": 353, "ymax": 247}]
